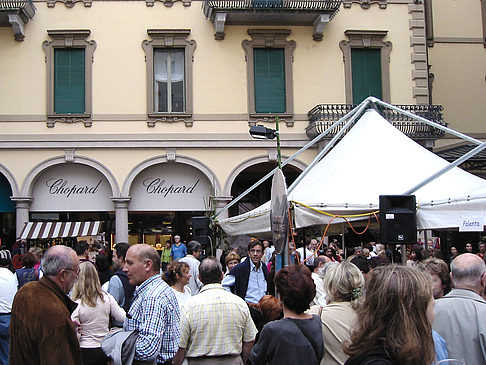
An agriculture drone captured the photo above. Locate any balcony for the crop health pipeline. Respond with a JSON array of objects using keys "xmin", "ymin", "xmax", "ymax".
[
  {"xmin": 202, "ymin": 0, "xmax": 342, "ymax": 40},
  {"xmin": 0, "ymin": 0, "xmax": 36, "ymax": 41},
  {"xmin": 307, "ymin": 104, "xmax": 446, "ymax": 147}
]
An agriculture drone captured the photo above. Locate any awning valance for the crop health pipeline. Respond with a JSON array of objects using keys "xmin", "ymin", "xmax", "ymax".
[{"xmin": 19, "ymin": 221, "xmax": 103, "ymax": 240}]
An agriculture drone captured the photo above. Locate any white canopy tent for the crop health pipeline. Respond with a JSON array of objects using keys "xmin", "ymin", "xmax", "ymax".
[{"xmin": 219, "ymin": 103, "xmax": 486, "ymax": 236}]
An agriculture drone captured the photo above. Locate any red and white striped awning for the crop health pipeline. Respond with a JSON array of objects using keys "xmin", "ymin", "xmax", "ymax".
[{"xmin": 19, "ymin": 221, "xmax": 103, "ymax": 240}]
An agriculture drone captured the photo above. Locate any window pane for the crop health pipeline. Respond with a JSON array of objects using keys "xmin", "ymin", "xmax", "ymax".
[
  {"xmin": 54, "ymin": 48, "xmax": 85, "ymax": 114},
  {"xmin": 351, "ymin": 48, "xmax": 382, "ymax": 104},
  {"xmin": 154, "ymin": 48, "xmax": 185, "ymax": 113},
  {"xmin": 254, "ymin": 48, "xmax": 286, "ymax": 113}
]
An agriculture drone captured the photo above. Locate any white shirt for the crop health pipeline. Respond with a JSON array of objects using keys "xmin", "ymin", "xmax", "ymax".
[
  {"xmin": 297, "ymin": 247, "xmax": 316, "ymax": 266},
  {"xmin": 171, "ymin": 286, "xmax": 192, "ymax": 310},
  {"xmin": 0, "ymin": 267, "xmax": 17, "ymax": 313}
]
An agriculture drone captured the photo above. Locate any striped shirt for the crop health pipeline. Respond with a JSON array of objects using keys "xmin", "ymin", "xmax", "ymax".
[
  {"xmin": 179, "ymin": 283, "xmax": 257, "ymax": 357},
  {"xmin": 124, "ymin": 274, "xmax": 180, "ymax": 363}
]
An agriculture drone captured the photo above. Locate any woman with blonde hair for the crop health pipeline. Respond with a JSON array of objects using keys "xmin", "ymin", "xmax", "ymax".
[
  {"xmin": 344, "ymin": 265, "xmax": 435, "ymax": 365},
  {"xmin": 319, "ymin": 261, "xmax": 364, "ymax": 365},
  {"xmin": 71, "ymin": 261, "xmax": 126, "ymax": 365}
]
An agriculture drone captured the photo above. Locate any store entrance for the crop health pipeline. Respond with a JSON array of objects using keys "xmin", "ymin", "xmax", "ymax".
[{"xmin": 128, "ymin": 211, "xmax": 205, "ymax": 247}]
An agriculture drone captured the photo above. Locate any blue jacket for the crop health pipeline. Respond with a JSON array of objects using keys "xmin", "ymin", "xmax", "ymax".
[{"xmin": 228, "ymin": 258, "xmax": 268, "ymax": 300}]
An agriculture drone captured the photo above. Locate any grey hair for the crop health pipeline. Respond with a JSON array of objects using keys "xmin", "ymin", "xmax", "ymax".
[
  {"xmin": 42, "ymin": 246, "xmax": 76, "ymax": 276},
  {"xmin": 451, "ymin": 255, "xmax": 486, "ymax": 288},
  {"xmin": 199, "ymin": 257, "xmax": 223, "ymax": 285}
]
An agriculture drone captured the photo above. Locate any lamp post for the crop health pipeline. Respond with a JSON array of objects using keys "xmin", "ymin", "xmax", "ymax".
[{"xmin": 249, "ymin": 117, "xmax": 288, "ymax": 269}]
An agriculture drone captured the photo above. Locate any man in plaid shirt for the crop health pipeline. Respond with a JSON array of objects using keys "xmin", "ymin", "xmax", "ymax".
[{"xmin": 123, "ymin": 244, "xmax": 180, "ymax": 365}]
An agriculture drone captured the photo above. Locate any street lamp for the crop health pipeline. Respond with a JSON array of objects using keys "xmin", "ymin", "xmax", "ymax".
[{"xmin": 249, "ymin": 116, "xmax": 282, "ymax": 168}]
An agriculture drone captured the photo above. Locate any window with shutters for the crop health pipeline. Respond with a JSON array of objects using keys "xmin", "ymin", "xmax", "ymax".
[
  {"xmin": 242, "ymin": 29, "xmax": 296, "ymax": 127},
  {"xmin": 339, "ymin": 30, "xmax": 392, "ymax": 104},
  {"xmin": 42, "ymin": 30, "xmax": 96, "ymax": 127},
  {"xmin": 142, "ymin": 29, "xmax": 196, "ymax": 127}
]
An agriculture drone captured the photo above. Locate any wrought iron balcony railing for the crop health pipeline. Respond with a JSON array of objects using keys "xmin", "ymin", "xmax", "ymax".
[
  {"xmin": 202, "ymin": 0, "xmax": 342, "ymax": 40},
  {"xmin": 306, "ymin": 104, "xmax": 446, "ymax": 140},
  {"xmin": 0, "ymin": 0, "xmax": 36, "ymax": 41}
]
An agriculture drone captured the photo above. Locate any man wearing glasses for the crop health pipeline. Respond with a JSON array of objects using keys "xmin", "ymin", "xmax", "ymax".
[
  {"xmin": 10, "ymin": 245, "xmax": 82, "ymax": 365},
  {"xmin": 222, "ymin": 240, "xmax": 268, "ymax": 304}
]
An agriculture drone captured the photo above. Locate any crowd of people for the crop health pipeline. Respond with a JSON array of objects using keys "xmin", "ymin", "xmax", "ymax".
[{"xmin": 0, "ymin": 237, "xmax": 485, "ymax": 365}]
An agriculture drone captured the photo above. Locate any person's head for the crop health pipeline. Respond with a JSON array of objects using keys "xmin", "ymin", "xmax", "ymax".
[
  {"xmin": 248, "ymin": 240, "xmax": 264, "ymax": 267},
  {"xmin": 163, "ymin": 261, "xmax": 191, "ymax": 287},
  {"xmin": 313, "ymin": 255, "xmax": 328, "ymax": 273},
  {"xmin": 353, "ymin": 246, "xmax": 362, "ymax": 256},
  {"xmin": 479, "ymin": 242, "xmax": 486, "ymax": 254},
  {"xmin": 74, "ymin": 240, "xmax": 89, "ymax": 258},
  {"xmin": 465, "ymin": 242, "xmax": 473, "ymax": 253},
  {"xmin": 274, "ymin": 264, "xmax": 315, "ymax": 314},
  {"xmin": 410, "ymin": 246, "xmax": 423, "ymax": 262},
  {"xmin": 165, "ymin": 240, "xmax": 171, "ymax": 248},
  {"xmin": 187, "ymin": 240, "xmax": 202, "ymax": 259},
  {"xmin": 95, "ymin": 253, "xmax": 110, "ymax": 272},
  {"xmin": 450, "ymin": 246, "xmax": 458, "ymax": 256},
  {"xmin": 350, "ymin": 255, "xmax": 371, "ymax": 283},
  {"xmin": 450, "ymin": 253, "xmax": 486, "ymax": 295},
  {"xmin": 324, "ymin": 261, "xmax": 364, "ymax": 303},
  {"xmin": 174, "ymin": 235, "xmax": 181, "ymax": 245},
  {"xmin": 42, "ymin": 245, "xmax": 80, "ymax": 293},
  {"xmin": 71, "ymin": 261, "xmax": 103, "ymax": 307},
  {"xmin": 345, "ymin": 265, "xmax": 435, "ymax": 365},
  {"xmin": 418, "ymin": 258, "xmax": 451, "ymax": 299},
  {"xmin": 262, "ymin": 240, "xmax": 270, "ymax": 249},
  {"xmin": 323, "ymin": 246, "xmax": 334, "ymax": 258},
  {"xmin": 21, "ymin": 252, "xmax": 37, "ymax": 268},
  {"xmin": 0, "ymin": 250, "xmax": 12, "ymax": 268},
  {"xmin": 198, "ymin": 257, "xmax": 223, "ymax": 285},
  {"xmin": 123, "ymin": 244, "xmax": 161, "ymax": 286},
  {"xmin": 28, "ymin": 246, "xmax": 43, "ymax": 262},
  {"xmin": 257, "ymin": 295, "xmax": 283, "ymax": 323},
  {"xmin": 309, "ymin": 239, "xmax": 318, "ymax": 251},
  {"xmin": 225, "ymin": 252, "xmax": 241, "ymax": 272},
  {"xmin": 113, "ymin": 242, "xmax": 130, "ymax": 270},
  {"xmin": 360, "ymin": 247, "xmax": 370, "ymax": 258}
]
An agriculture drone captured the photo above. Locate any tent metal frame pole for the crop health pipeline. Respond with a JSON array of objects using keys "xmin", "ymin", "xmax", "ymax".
[
  {"xmin": 372, "ymin": 98, "xmax": 483, "ymax": 145},
  {"xmin": 288, "ymin": 99, "xmax": 372, "ymax": 193},
  {"xmin": 404, "ymin": 141, "xmax": 486, "ymax": 195},
  {"xmin": 213, "ymin": 99, "xmax": 367, "ymax": 219}
]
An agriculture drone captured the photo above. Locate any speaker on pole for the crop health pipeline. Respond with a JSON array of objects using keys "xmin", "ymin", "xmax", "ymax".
[
  {"xmin": 379, "ymin": 195, "xmax": 416, "ymax": 244},
  {"xmin": 191, "ymin": 217, "xmax": 210, "ymax": 247}
]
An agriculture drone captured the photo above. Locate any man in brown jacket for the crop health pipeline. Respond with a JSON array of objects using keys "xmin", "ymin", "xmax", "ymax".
[{"xmin": 10, "ymin": 245, "xmax": 82, "ymax": 365}]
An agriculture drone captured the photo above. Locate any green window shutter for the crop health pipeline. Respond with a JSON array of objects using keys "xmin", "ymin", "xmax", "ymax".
[
  {"xmin": 54, "ymin": 48, "xmax": 85, "ymax": 114},
  {"xmin": 351, "ymin": 48, "xmax": 382, "ymax": 104},
  {"xmin": 254, "ymin": 48, "xmax": 286, "ymax": 113}
]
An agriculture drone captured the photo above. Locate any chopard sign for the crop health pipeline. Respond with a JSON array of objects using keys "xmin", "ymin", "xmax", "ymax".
[
  {"xmin": 143, "ymin": 178, "xmax": 200, "ymax": 197},
  {"xmin": 46, "ymin": 178, "xmax": 102, "ymax": 198}
]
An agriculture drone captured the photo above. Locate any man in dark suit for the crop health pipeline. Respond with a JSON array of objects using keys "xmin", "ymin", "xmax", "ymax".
[{"xmin": 222, "ymin": 240, "xmax": 268, "ymax": 304}]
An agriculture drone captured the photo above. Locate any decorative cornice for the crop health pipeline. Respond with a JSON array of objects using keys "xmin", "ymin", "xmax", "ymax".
[{"xmin": 343, "ymin": 0, "xmax": 387, "ymax": 9}]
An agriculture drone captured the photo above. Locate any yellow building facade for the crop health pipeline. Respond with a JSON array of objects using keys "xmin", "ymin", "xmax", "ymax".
[{"xmin": 0, "ymin": 0, "xmax": 480, "ymax": 247}]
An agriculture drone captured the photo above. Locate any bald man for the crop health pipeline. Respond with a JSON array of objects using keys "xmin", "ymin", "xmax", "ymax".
[
  {"xmin": 123, "ymin": 244, "xmax": 180, "ymax": 365},
  {"xmin": 433, "ymin": 253, "xmax": 486, "ymax": 364},
  {"xmin": 10, "ymin": 245, "xmax": 82, "ymax": 365}
]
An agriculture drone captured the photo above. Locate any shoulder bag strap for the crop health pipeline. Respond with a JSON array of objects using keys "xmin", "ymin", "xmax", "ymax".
[{"xmin": 290, "ymin": 318, "xmax": 321, "ymax": 363}]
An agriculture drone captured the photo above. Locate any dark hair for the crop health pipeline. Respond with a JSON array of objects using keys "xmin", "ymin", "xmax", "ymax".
[
  {"xmin": 21, "ymin": 252, "xmax": 37, "ymax": 268},
  {"xmin": 187, "ymin": 240, "xmax": 202, "ymax": 255},
  {"xmin": 351, "ymin": 255, "xmax": 370, "ymax": 274},
  {"xmin": 199, "ymin": 258, "xmax": 223, "ymax": 285},
  {"xmin": 114, "ymin": 242, "xmax": 130, "ymax": 260},
  {"xmin": 95, "ymin": 253, "xmax": 111, "ymax": 271},
  {"xmin": 411, "ymin": 246, "xmax": 423, "ymax": 261},
  {"xmin": 74, "ymin": 241, "xmax": 89, "ymax": 256},
  {"xmin": 163, "ymin": 261, "xmax": 190, "ymax": 286},
  {"xmin": 248, "ymin": 240, "xmax": 264, "ymax": 252},
  {"xmin": 274, "ymin": 264, "xmax": 315, "ymax": 313}
]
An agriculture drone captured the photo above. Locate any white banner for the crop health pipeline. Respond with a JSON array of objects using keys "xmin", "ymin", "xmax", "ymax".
[
  {"xmin": 459, "ymin": 217, "xmax": 485, "ymax": 232},
  {"xmin": 30, "ymin": 164, "xmax": 113, "ymax": 212},
  {"xmin": 129, "ymin": 163, "xmax": 211, "ymax": 211}
]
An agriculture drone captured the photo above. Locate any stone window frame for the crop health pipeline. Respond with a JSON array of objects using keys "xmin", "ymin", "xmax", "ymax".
[
  {"xmin": 142, "ymin": 29, "xmax": 196, "ymax": 127},
  {"xmin": 242, "ymin": 29, "xmax": 296, "ymax": 127},
  {"xmin": 42, "ymin": 29, "xmax": 96, "ymax": 128},
  {"xmin": 339, "ymin": 30, "xmax": 392, "ymax": 104}
]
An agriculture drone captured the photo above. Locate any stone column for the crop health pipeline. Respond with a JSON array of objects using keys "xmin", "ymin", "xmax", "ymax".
[
  {"xmin": 11, "ymin": 197, "xmax": 33, "ymax": 239},
  {"xmin": 112, "ymin": 197, "xmax": 131, "ymax": 244},
  {"xmin": 214, "ymin": 196, "xmax": 233, "ymax": 221}
]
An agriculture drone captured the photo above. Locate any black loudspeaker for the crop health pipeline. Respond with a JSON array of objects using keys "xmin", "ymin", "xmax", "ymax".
[
  {"xmin": 379, "ymin": 195, "xmax": 417, "ymax": 244},
  {"xmin": 191, "ymin": 217, "xmax": 209, "ymax": 237},
  {"xmin": 193, "ymin": 235, "xmax": 209, "ymax": 247}
]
